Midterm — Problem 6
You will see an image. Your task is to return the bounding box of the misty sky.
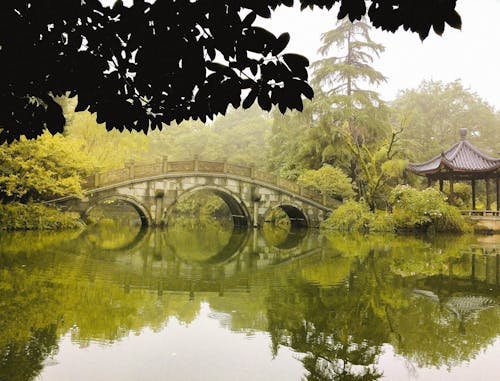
[261,1,500,110]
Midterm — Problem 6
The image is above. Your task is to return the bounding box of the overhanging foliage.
[1,1,461,142]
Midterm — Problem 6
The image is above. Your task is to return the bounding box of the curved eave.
[407,158,455,176]
[408,140,500,176]
[408,162,500,177]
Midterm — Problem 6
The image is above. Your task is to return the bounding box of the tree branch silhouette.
[0,1,461,142]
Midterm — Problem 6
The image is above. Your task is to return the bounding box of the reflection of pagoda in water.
[413,250,500,333]
[445,295,497,322]
[412,291,499,334]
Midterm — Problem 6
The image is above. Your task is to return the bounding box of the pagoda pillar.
[406,130,499,208]
[471,179,476,210]
[496,177,499,212]
[486,178,491,210]
[449,179,454,204]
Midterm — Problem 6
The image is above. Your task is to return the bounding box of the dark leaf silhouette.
[283,54,310,80]
[273,33,291,55]
[0,0,461,142]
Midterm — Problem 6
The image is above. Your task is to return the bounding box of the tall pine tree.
[311,18,389,157]
[269,18,390,188]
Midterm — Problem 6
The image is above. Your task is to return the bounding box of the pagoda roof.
[407,129,500,176]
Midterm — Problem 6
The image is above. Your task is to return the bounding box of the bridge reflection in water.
[74,223,319,295]
[1,228,500,381]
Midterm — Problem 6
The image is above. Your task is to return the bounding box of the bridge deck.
[80,158,339,210]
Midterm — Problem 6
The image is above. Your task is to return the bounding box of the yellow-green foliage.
[322,186,471,234]
[390,185,471,233]
[380,158,408,179]
[146,105,272,168]
[0,132,91,202]
[321,200,372,232]
[441,182,471,208]
[298,164,355,200]
[64,110,150,171]
[0,203,82,230]
[322,201,396,233]
[369,210,396,232]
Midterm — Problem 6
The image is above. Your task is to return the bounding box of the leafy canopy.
[298,164,355,200]
[1,0,461,142]
[392,80,500,160]
[0,132,91,203]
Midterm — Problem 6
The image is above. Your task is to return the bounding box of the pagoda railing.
[461,210,500,218]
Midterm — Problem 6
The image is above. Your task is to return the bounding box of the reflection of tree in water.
[77,221,146,251]
[1,229,500,380]
[0,325,58,381]
[262,223,308,250]
[86,199,143,226]
[266,254,387,380]
[163,224,249,264]
[265,242,500,379]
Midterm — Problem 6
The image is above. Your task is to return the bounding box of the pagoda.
[407,128,500,211]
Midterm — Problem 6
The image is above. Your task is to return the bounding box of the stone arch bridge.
[55,158,339,228]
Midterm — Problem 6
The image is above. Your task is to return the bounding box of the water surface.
[0,224,499,380]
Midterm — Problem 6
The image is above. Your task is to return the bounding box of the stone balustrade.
[85,158,336,207]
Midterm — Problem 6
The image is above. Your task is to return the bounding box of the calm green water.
[0,224,499,381]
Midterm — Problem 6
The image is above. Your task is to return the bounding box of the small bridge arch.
[83,194,153,227]
[166,185,252,227]
[264,203,309,229]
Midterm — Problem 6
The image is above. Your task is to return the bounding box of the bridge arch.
[264,203,309,228]
[262,225,308,249]
[175,228,251,265]
[165,185,252,227]
[83,195,153,228]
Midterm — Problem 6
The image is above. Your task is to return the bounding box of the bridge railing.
[85,158,340,208]
[165,160,195,172]
[134,162,163,178]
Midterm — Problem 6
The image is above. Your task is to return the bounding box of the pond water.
[0,223,499,381]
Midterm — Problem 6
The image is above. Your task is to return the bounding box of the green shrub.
[322,186,471,234]
[321,200,372,232]
[0,202,83,230]
[298,165,355,200]
[390,185,471,233]
[322,201,395,233]
[369,211,396,232]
